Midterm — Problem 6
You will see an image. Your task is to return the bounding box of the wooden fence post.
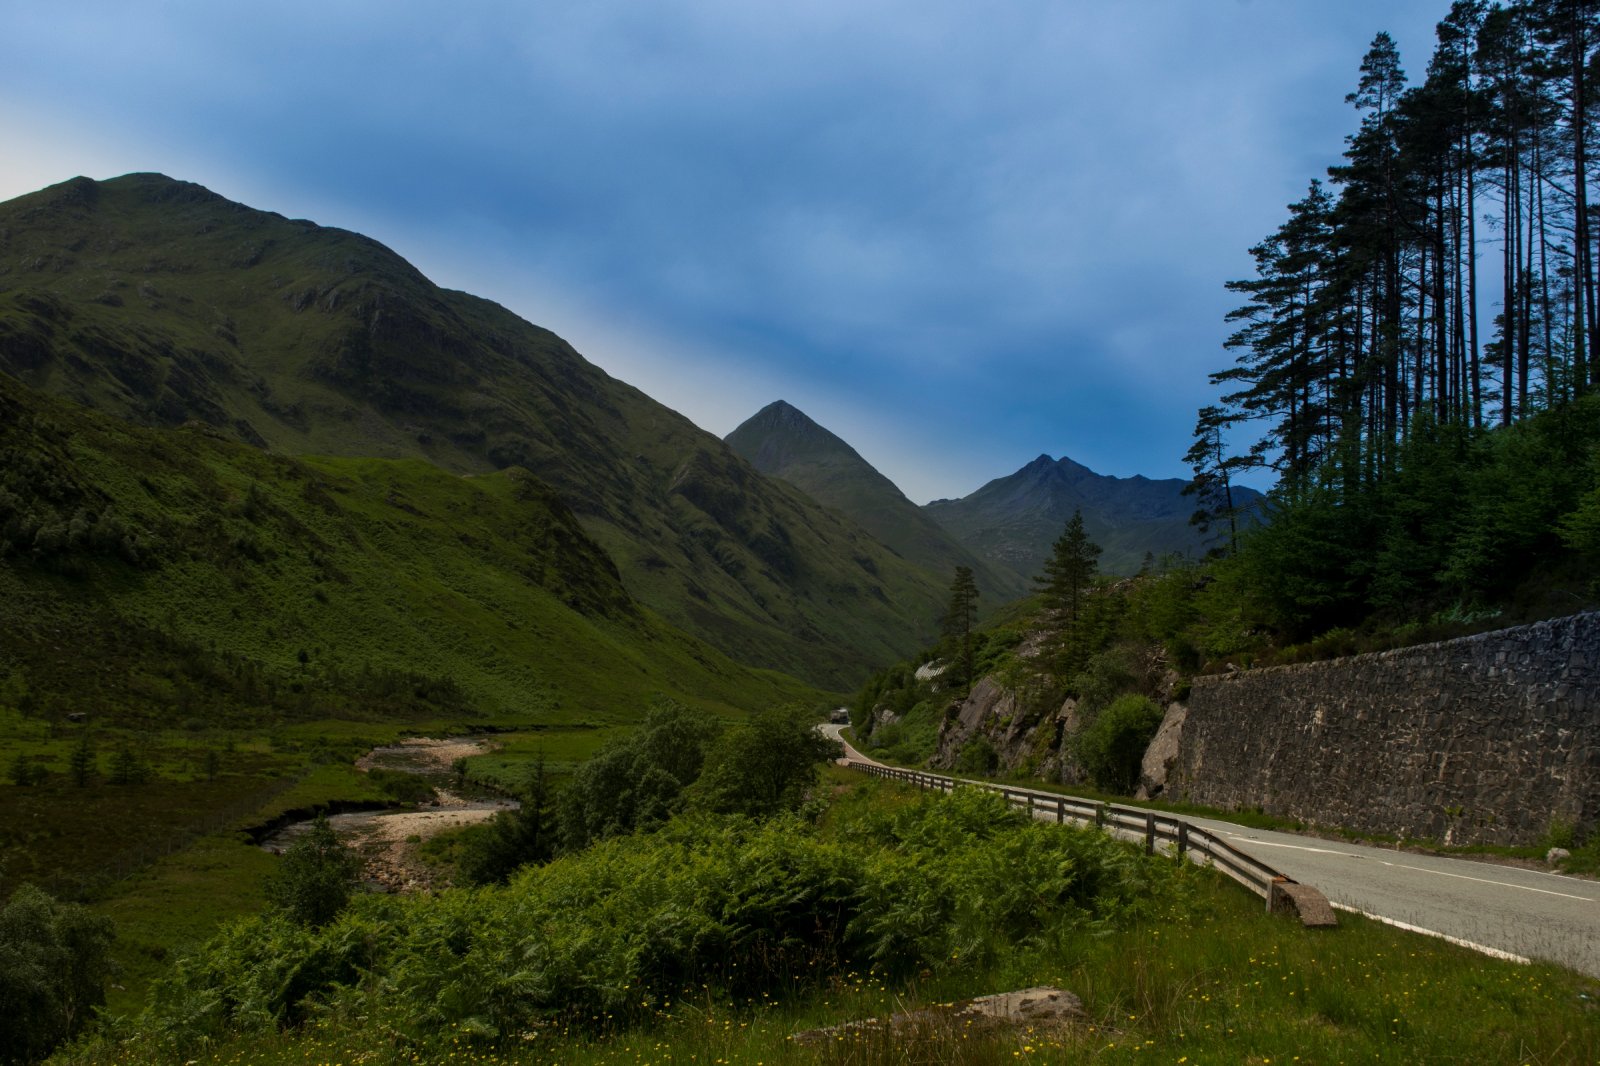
[1176,822,1188,859]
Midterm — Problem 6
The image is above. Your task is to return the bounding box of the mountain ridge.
[0,173,948,688]
[924,453,1263,578]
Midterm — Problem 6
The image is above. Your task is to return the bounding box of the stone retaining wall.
[1164,612,1599,845]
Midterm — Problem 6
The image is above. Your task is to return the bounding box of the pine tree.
[1035,510,1102,623]
[942,565,980,687]
[68,733,94,788]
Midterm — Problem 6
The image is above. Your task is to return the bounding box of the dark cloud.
[1,0,1446,500]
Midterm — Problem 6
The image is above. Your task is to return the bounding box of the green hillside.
[0,371,816,728]
[725,399,1028,602]
[0,174,947,687]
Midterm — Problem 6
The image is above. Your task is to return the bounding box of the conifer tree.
[1035,510,1101,623]
[942,565,980,687]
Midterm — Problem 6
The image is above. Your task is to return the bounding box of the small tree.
[941,565,980,688]
[67,734,94,788]
[1035,509,1102,623]
[6,753,44,787]
[0,884,116,1066]
[108,746,149,786]
[460,757,556,886]
[1075,694,1165,794]
[264,814,361,927]
[690,706,843,818]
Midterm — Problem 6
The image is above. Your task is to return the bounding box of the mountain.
[923,454,1263,578]
[0,174,950,688]
[724,401,1027,602]
[0,371,817,727]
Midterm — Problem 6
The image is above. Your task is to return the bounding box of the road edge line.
[1329,903,1532,965]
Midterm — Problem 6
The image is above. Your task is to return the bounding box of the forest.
[1191,0,1600,637]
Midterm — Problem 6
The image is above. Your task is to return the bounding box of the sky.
[2,1,1448,503]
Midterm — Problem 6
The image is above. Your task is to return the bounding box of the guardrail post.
[1267,877,1284,914]
[1095,803,1106,829]
[1144,812,1156,855]
[1027,793,1036,819]
[1176,822,1188,859]
[1056,798,1065,824]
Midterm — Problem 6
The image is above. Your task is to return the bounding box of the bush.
[689,705,840,817]
[1076,694,1165,794]
[0,885,115,1065]
[459,759,556,885]
[263,814,361,928]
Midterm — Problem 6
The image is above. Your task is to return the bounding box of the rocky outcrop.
[1134,702,1186,799]
[931,677,1085,782]
[1165,611,1600,845]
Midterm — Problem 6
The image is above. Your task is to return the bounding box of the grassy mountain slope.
[924,454,1263,578]
[0,174,947,686]
[0,371,816,727]
[725,400,1027,602]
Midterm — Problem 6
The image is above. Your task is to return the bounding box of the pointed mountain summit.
[0,173,952,687]
[726,402,1026,601]
[924,454,1262,578]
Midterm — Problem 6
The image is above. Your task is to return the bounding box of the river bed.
[261,736,517,892]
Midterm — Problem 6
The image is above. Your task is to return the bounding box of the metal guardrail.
[843,760,1318,918]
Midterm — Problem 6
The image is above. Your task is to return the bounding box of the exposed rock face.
[1166,611,1600,845]
[931,677,1085,782]
[1134,702,1187,799]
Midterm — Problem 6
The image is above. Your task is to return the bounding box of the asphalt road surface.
[821,724,1600,977]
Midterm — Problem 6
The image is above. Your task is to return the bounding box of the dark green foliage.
[107,746,150,786]
[0,371,818,734]
[67,734,94,788]
[954,735,999,775]
[1035,510,1101,623]
[1076,694,1166,793]
[1224,399,1600,639]
[689,706,842,817]
[365,768,435,804]
[459,759,557,886]
[137,788,1194,1052]
[557,700,721,851]
[5,753,44,787]
[262,815,361,928]
[0,884,115,1065]
[940,565,980,689]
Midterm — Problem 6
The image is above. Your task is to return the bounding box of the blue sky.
[2,1,1446,503]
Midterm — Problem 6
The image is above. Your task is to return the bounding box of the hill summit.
[725,401,1026,601]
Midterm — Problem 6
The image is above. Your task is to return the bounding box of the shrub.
[263,815,361,928]
[1076,694,1165,794]
[0,885,115,1066]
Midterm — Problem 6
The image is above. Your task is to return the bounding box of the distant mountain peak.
[925,454,1263,577]
[726,403,1028,602]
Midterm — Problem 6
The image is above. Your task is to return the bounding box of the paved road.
[820,724,1600,977]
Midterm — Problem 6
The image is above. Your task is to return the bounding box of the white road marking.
[1371,860,1600,902]
[1220,833,1599,902]
[1330,903,1532,965]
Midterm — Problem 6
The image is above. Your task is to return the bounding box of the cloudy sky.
[3,1,1446,502]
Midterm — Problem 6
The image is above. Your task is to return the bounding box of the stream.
[259,736,517,893]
